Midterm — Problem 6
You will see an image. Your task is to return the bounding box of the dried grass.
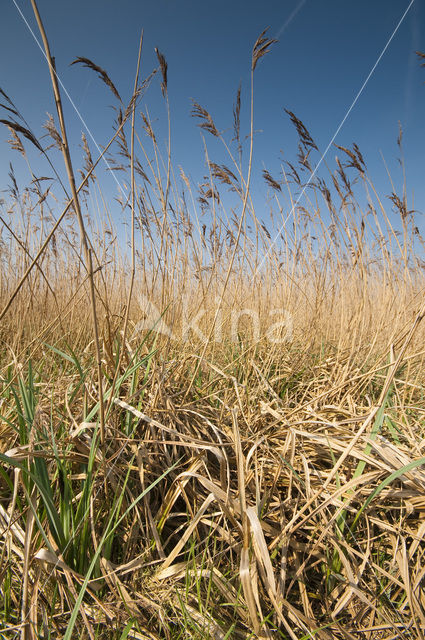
[0,14,425,640]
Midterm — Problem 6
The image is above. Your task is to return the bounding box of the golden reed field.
[1,5,425,639]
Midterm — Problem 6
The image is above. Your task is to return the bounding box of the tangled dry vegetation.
[1,5,425,639]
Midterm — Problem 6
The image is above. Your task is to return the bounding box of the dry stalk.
[29,1,107,448]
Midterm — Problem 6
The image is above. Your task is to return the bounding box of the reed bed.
[1,6,425,639]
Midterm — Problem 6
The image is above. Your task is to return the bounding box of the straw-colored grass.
[1,6,425,639]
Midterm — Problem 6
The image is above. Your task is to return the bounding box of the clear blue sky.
[1,0,425,234]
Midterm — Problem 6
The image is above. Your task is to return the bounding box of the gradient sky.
[1,0,424,235]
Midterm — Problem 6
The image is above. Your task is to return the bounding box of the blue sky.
[1,0,424,236]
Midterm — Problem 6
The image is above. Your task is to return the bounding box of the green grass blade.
[62,458,180,640]
[351,456,425,530]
